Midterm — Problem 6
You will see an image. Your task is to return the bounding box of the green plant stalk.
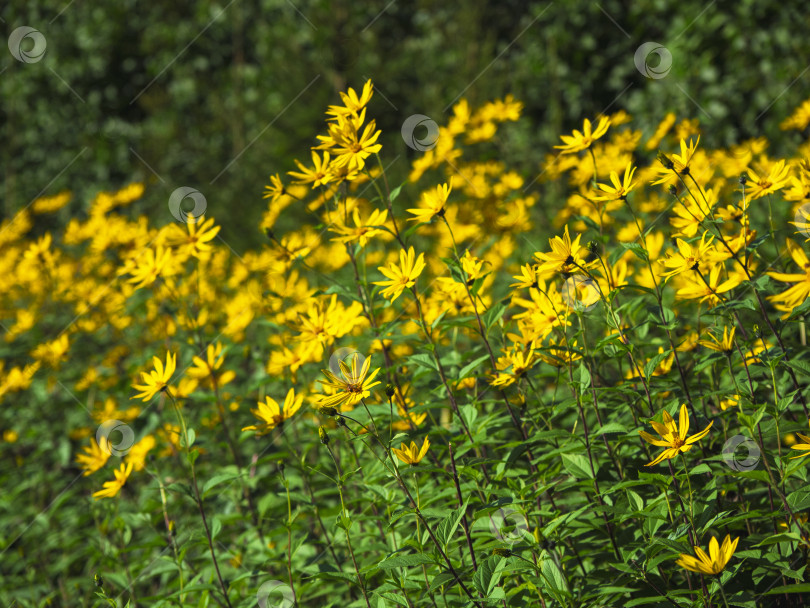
[165,389,233,608]
[325,442,372,608]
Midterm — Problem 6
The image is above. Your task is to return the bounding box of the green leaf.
[458,354,491,380]
[578,363,591,390]
[786,488,810,512]
[210,515,222,540]
[644,349,671,379]
[595,422,628,435]
[540,553,568,595]
[482,298,509,331]
[435,499,469,547]
[407,353,439,371]
[389,182,405,202]
[561,453,595,479]
[377,553,437,570]
[473,556,507,597]
[785,359,810,377]
[430,571,457,589]
[764,583,810,595]
[183,427,196,448]
[202,472,240,497]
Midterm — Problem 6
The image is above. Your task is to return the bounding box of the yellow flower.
[407,180,453,224]
[288,150,334,188]
[746,159,790,199]
[131,352,177,402]
[639,404,713,466]
[76,437,110,476]
[659,231,716,278]
[766,239,810,314]
[330,206,388,248]
[326,79,374,118]
[534,225,591,277]
[93,462,134,500]
[392,437,430,465]
[125,245,177,290]
[125,435,156,471]
[242,388,304,435]
[554,116,610,154]
[593,163,638,201]
[720,394,740,411]
[316,354,381,410]
[510,263,540,289]
[491,347,538,387]
[653,136,701,184]
[187,342,235,388]
[676,535,739,575]
[789,420,810,460]
[698,326,736,353]
[374,247,427,302]
[165,216,220,259]
[30,335,70,368]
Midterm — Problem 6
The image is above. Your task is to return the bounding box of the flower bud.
[318,425,329,445]
[739,173,748,185]
[318,406,338,417]
[667,184,677,196]
[492,548,513,557]
[657,151,674,170]
[94,573,104,588]
[385,384,395,399]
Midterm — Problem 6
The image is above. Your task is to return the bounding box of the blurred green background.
[3,0,809,250]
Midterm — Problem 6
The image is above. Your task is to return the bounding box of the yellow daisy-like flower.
[639,403,713,466]
[676,535,739,575]
[407,180,453,224]
[533,225,591,277]
[242,388,304,435]
[789,420,810,460]
[766,239,810,314]
[720,394,740,411]
[593,163,638,201]
[126,245,177,290]
[125,435,156,472]
[374,246,427,302]
[316,354,382,410]
[510,263,540,289]
[392,436,430,465]
[554,116,610,154]
[746,159,790,200]
[93,462,134,500]
[659,231,716,278]
[698,326,736,353]
[653,136,701,184]
[288,150,334,188]
[131,352,177,402]
[166,216,220,259]
[75,437,110,476]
